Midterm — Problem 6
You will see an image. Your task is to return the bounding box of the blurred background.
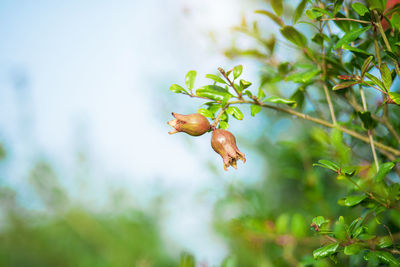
[0,0,270,265]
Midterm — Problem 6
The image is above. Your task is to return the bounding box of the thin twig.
[321,18,372,24]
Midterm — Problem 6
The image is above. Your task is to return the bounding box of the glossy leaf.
[313,243,339,260]
[365,73,386,91]
[280,26,307,47]
[361,56,374,77]
[271,0,283,16]
[312,216,329,227]
[233,65,243,79]
[185,70,196,91]
[293,0,307,23]
[338,194,367,207]
[313,159,340,172]
[377,236,393,248]
[344,243,363,255]
[389,92,400,105]
[375,162,395,182]
[250,104,261,116]
[333,81,359,90]
[352,2,369,16]
[197,108,214,119]
[239,79,252,89]
[255,10,284,27]
[380,63,392,91]
[364,251,399,266]
[263,96,296,107]
[341,44,373,55]
[196,85,233,101]
[218,121,229,129]
[170,84,188,94]
[227,106,243,120]
[205,74,227,85]
[334,26,371,49]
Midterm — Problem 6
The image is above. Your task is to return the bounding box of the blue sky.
[0,0,269,264]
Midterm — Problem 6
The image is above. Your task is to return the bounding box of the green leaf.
[293,0,307,23]
[389,92,400,105]
[255,10,285,27]
[280,26,307,47]
[205,74,227,85]
[227,106,243,120]
[375,162,395,182]
[218,121,229,129]
[286,69,321,83]
[263,96,296,107]
[257,87,265,100]
[197,108,214,119]
[313,159,340,172]
[306,9,323,20]
[185,70,196,91]
[334,0,344,15]
[196,85,233,101]
[364,251,399,266]
[380,63,392,91]
[361,56,374,77]
[250,105,261,116]
[313,243,339,260]
[333,81,359,90]
[365,73,386,91]
[377,236,393,248]
[342,44,373,55]
[312,216,329,227]
[244,90,253,98]
[366,0,386,12]
[271,0,283,16]
[358,111,377,129]
[338,194,367,207]
[233,65,243,80]
[352,2,369,16]
[334,26,371,49]
[392,13,400,31]
[239,79,252,89]
[170,84,188,94]
[344,243,363,255]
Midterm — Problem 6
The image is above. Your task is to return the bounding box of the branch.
[320,17,372,24]
[228,99,400,156]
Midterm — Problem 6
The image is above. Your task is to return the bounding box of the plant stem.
[211,104,229,129]
[359,87,379,170]
[218,68,242,99]
[320,18,372,24]
[374,10,400,79]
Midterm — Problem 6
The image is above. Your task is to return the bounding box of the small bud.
[168,112,211,136]
[211,129,246,171]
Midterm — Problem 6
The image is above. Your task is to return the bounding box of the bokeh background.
[0,0,272,265]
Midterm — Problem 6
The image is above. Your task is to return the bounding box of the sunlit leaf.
[334,26,371,49]
[255,10,285,27]
[293,0,307,23]
[185,70,196,91]
[352,2,369,16]
[375,162,395,182]
[271,0,283,16]
[380,63,392,91]
[205,74,227,84]
[227,106,243,120]
[313,243,339,259]
[233,65,243,79]
[338,194,367,207]
[280,26,307,47]
[170,84,188,94]
[196,85,233,101]
[263,96,296,107]
[250,104,261,116]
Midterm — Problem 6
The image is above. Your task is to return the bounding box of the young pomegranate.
[211,129,246,171]
[168,112,211,136]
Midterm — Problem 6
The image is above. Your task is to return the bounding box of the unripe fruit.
[168,112,211,136]
[211,129,246,171]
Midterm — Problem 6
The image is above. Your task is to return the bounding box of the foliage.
[169,0,400,265]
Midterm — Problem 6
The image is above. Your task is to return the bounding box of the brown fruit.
[211,129,246,171]
[168,112,211,136]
